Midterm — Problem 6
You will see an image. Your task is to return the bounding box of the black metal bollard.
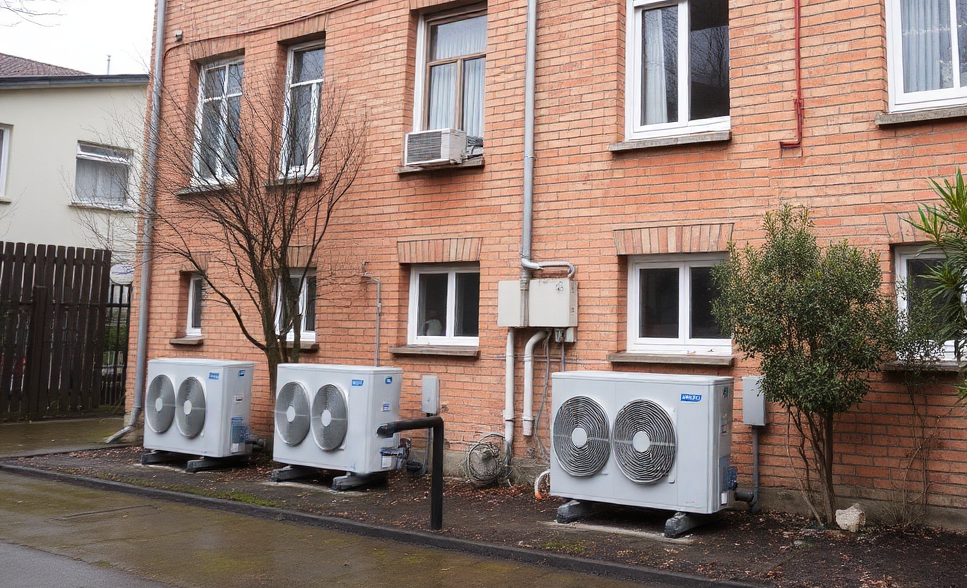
[377,416,444,531]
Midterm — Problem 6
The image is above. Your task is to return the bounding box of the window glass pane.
[197,101,221,179]
[430,15,487,60]
[294,48,325,83]
[190,278,202,330]
[304,275,316,332]
[641,6,678,125]
[224,96,241,177]
[454,273,480,337]
[428,63,457,129]
[462,57,486,139]
[639,267,679,338]
[418,274,448,336]
[76,158,127,205]
[203,66,225,99]
[907,258,945,323]
[689,266,723,339]
[689,0,729,120]
[958,0,967,85]
[901,0,953,92]
[228,63,244,94]
[286,85,314,169]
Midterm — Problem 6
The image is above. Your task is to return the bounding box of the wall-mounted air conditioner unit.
[143,358,254,458]
[403,129,466,166]
[550,371,734,515]
[273,364,402,477]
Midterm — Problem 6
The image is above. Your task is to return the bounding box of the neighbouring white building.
[0,53,147,262]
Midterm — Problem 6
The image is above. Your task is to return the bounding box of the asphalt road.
[0,471,675,588]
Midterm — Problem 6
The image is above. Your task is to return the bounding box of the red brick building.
[134,0,967,525]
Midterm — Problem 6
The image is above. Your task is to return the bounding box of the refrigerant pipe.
[522,330,548,437]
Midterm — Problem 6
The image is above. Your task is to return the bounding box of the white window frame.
[192,58,244,184]
[412,6,487,136]
[0,125,9,200]
[280,42,325,178]
[186,273,204,337]
[895,246,955,359]
[886,0,967,112]
[627,253,730,354]
[275,270,316,343]
[624,0,730,141]
[407,264,480,346]
[73,142,132,209]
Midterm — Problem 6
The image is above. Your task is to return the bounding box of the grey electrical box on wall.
[742,375,767,426]
[422,374,440,415]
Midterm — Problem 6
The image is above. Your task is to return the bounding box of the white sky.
[0,0,154,75]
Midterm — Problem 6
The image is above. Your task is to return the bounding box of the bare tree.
[0,0,59,24]
[145,61,365,394]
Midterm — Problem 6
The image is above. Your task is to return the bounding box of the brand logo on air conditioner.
[382,402,391,412]
[385,377,393,384]
[681,393,702,403]
[238,370,246,377]
[351,379,364,387]
[209,372,219,380]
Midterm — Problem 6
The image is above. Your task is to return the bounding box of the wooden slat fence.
[0,242,113,419]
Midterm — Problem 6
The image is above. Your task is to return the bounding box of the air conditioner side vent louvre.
[404,129,466,166]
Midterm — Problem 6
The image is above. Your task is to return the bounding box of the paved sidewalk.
[0,417,124,457]
[0,471,675,588]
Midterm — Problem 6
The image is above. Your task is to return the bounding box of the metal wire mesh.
[275,381,311,446]
[552,395,610,477]
[145,375,175,434]
[612,399,676,484]
[175,377,206,439]
[311,383,348,451]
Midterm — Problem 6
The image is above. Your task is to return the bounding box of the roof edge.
[0,74,149,89]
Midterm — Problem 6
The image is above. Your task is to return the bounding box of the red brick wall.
[130,0,967,520]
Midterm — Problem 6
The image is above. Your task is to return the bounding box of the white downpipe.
[522,330,547,436]
[504,329,515,463]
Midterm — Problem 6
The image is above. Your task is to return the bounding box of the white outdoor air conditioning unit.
[403,129,466,166]
[143,358,254,458]
[273,364,402,476]
[550,371,734,515]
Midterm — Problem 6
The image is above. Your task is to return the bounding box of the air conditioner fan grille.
[175,377,207,439]
[612,398,676,484]
[145,374,175,434]
[311,383,348,451]
[552,395,610,477]
[275,381,311,446]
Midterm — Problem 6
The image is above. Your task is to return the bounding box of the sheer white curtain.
[427,15,486,133]
[901,0,953,92]
[643,9,669,125]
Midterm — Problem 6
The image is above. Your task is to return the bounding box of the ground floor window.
[408,264,479,345]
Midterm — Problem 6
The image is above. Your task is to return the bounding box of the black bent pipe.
[378,416,444,531]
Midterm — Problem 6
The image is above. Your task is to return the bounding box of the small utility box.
[742,375,767,426]
[497,281,526,327]
[421,374,440,415]
[528,278,578,327]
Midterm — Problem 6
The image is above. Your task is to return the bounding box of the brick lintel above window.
[613,223,733,256]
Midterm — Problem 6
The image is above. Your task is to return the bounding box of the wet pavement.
[0,416,125,457]
[0,471,673,588]
[0,419,688,587]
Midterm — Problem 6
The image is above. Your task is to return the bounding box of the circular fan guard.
[612,399,676,483]
[311,383,348,450]
[552,395,610,477]
[275,381,311,445]
[145,375,175,433]
[175,377,207,438]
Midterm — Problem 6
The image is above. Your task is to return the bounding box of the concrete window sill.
[876,105,967,126]
[882,359,962,373]
[283,340,319,352]
[169,336,204,346]
[609,131,731,152]
[608,351,734,367]
[395,157,484,175]
[389,345,479,358]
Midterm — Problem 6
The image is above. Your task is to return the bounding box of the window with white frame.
[414,7,487,148]
[186,273,204,337]
[74,142,131,207]
[0,125,9,199]
[194,59,244,182]
[627,254,730,353]
[281,44,325,177]
[895,247,954,357]
[275,271,316,342]
[886,0,967,112]
[625,0,729,140]
[408,265,480,345]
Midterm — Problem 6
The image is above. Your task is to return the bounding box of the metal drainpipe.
[108,0,166,443]
[522,329,547,437]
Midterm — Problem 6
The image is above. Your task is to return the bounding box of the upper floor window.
[281,44,325,177]
[408,264,480,346]
[0,125,9,200]
[276,270,316,343]
[194,59,244,183]
[414,7,487,150]
[627,254,730,354]
[74,142,131,208]
[887,0,967,111]
[625,0,730,140]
